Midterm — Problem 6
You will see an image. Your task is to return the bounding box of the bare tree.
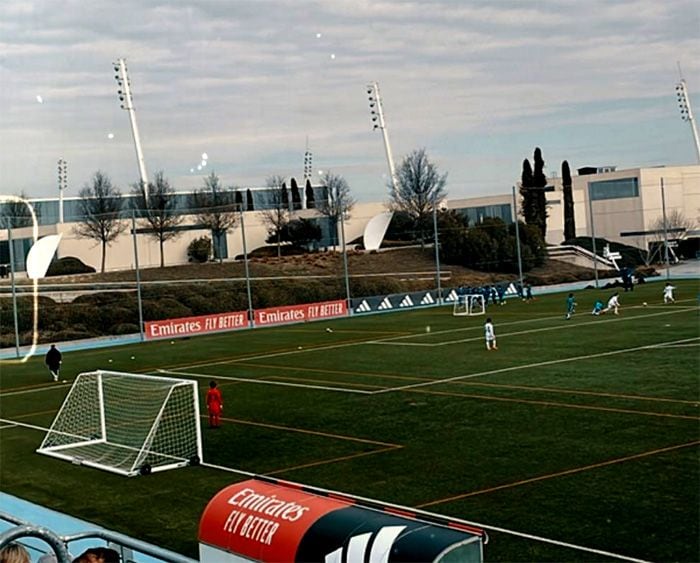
[189,172,238,263]
[390,148,447,246]
[132,171,183,268]
[73,172,126,273]
[260,175,290,258]
[0,192,40,229]
[645,209,698,264]
[317,172,355,250]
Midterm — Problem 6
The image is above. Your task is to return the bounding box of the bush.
[46,256,96,276]
[188,237,211,263]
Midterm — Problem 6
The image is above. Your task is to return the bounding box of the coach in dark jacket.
[45,344,62,382]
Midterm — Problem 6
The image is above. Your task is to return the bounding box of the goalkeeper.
[206,380,223,428]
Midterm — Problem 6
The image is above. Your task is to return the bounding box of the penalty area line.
[372,336,700,395]
[157,369,373,395]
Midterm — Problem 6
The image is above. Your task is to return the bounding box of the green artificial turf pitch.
[1,280,698,561]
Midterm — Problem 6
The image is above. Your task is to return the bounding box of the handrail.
[0,513,197,563]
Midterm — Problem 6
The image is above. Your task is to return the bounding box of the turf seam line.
[416,439,700,508]
[372,336,700,394]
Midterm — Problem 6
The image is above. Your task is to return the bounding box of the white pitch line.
[0,383,71,398]
[371,336,700,395]
[368,305,698,348]
[156,369,373,395]
[0,423,18,430]
[0,418,48,432]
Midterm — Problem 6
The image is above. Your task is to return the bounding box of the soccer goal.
[453,294,486,316]
[36,370,202,477]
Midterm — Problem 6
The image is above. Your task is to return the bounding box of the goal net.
[36,370,202,477]
[453,294,486,316]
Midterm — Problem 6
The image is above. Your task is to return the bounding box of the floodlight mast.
[113,58,149,196]
[367,82,399,193]
[675,77,700,163]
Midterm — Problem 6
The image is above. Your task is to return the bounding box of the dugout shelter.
[199,478,485,562]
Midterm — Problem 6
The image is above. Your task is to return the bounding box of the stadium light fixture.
[113,58,150,197]
[675,78,700,163]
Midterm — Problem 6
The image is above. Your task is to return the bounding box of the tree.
[0,192,40,229]
[317,172,356,250]
[519,148,548,240]
[189,173,238,263]
[562,160,576,241]
[390,148,447,246]
[532,147,548,240]
[73,172,126,273]
[647,210,698,263]
[132,171,183,268]
[275,218,322,249]
[260,175,291,258]
[290,178,302,210]
[246,189,254,211]
[305,179,315,209]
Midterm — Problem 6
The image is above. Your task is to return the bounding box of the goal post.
[453,294,485,316]
[37,370,203,477]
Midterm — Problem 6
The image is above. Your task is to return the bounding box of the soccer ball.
[643,302,647,307]
[325,327,333,333]
[425,326,431,333]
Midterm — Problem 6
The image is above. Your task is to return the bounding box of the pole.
[115,59,149,196]
[240,209,254,326]
[432,201,442,304]
[369,82,399,193]
[661,178,671,280]
[339,200,352,310]
[131,212,145,341]
[587,185,599,288]
[8,226,20,358]
[511,186,524,292]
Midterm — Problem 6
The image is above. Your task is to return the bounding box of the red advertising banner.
[145,311,249,340]
[199,479,345,562]
[254,300,347,327]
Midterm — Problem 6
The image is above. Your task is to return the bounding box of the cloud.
[0,0,698,202]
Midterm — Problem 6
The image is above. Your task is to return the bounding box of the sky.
[1,0,698,203]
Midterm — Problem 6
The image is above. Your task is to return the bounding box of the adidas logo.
[505,283,518,295]
[325,525,406,563]
[377,297,393,310]
[355,300,371,313]
[420,293,435,305]
[399,295,413,307]
[444,290,458,302]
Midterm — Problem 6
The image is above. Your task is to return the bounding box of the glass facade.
[589,178,639,201]
[0,186,329,227]
[455,203,512,225]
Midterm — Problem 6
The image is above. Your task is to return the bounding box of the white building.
[1,165,698,274]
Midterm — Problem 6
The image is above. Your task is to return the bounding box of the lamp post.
[366,82,398,193]
[432,200,442,303]
[57,159,67,223]
[113,58,149,197]
[131,211,144,341]
[660,178,671,281]
[587,185,600,289]
[676,77,700,163]
[240,207,254,327]
[511,186,524,292]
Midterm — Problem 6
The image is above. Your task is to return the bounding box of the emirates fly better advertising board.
[199,479,484,562]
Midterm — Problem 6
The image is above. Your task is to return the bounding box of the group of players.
[485,282,677,351]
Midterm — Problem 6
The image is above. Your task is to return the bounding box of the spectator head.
[0,543,31,563]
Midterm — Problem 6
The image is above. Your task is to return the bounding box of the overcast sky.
[1,0,698,203]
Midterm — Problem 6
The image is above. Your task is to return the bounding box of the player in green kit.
[565,293,576,320]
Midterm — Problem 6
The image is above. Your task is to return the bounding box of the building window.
[589,178,639,201]
[457,204,512,225]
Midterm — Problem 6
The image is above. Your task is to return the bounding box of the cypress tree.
[562,160,576,241]
[290,178,302,210]
[305,179,315,209]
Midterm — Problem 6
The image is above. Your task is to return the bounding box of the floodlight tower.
[57,159,67,223]
[367,82,399,193]
[675,76,700,163]
[113,58,149,196]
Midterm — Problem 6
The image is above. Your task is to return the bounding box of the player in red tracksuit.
[206,380,223,428]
